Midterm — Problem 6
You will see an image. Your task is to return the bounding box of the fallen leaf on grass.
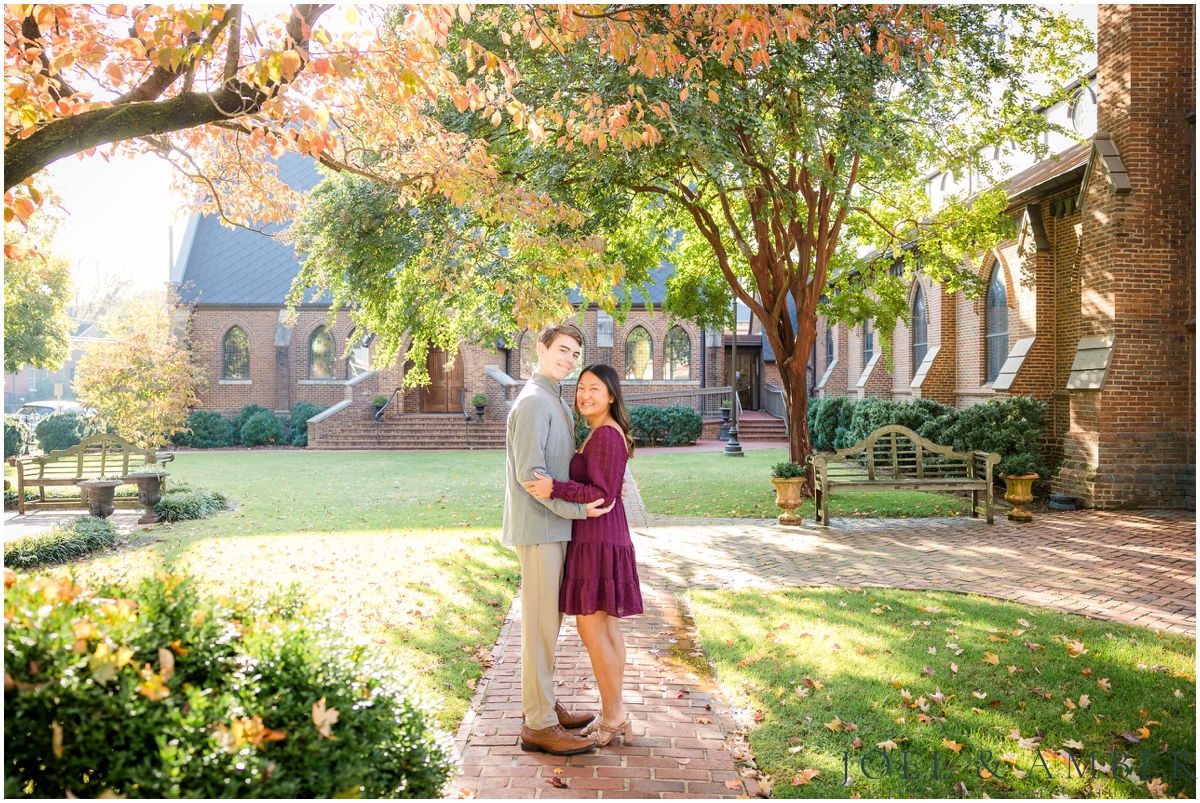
[982,652,1000,665]
[1147,777,1169,798]
[972,691,987,699]
[1098,678,1112,691]
[792,769,820,786]
[877,739,900,752]
[950,662,959,674]
[953,780,968,797]
[1079,694,1090,708]
[943,739,964,754]
[1120,732,1143,744]
[788,745,804,754]
[1063,739,1084,750]
[824,717,843,732]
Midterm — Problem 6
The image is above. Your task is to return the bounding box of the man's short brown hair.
[538,324,583,349]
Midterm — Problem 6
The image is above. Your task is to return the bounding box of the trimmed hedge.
[287,402,325,447]
[5,414,32,458]
[807,395,1048,474]
[3,572,455,798]
[154,481,229,522]
[233,404,273,443]
[3,516,118,569]
[629,405,702,447]
[240,410,284,447]
[174,410,236,449]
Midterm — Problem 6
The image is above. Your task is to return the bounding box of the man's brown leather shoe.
[520,724,597,756]
[555,701,596,731]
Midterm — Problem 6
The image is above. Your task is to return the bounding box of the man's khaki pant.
[515,541,568,730]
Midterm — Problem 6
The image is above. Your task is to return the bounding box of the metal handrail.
[374,387,402,447]
[762,383,789,436]
[460,387,472,449]
[623,386,734,420]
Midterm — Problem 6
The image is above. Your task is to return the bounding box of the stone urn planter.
[471,393,488,423]
[1001,474,1038,522]
[770,475,806,527]
[77,479,123,520]
[124,471,170,524]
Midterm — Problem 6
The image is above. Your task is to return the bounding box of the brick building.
[172,157,776,449]
[3,322,103,412]
[814,4,1195,509]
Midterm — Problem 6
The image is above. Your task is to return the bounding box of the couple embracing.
[501,324,642,756]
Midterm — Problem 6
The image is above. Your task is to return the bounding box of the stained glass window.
[222,326,249,379]
[625,326,653,380]
[310,325,336,379]
[664,326,691,380]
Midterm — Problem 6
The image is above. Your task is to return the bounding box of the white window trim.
[218,379,252,385]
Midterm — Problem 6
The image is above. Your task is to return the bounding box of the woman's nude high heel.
[590,718,631,747]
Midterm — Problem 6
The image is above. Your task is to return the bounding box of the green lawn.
[38,450,517,729]
[633,449,969,519]
[685,587,1197,799]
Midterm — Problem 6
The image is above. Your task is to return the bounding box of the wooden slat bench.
[807,424,1000,526]
[7,434,174,514]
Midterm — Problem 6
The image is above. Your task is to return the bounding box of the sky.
[35,4,1098,306]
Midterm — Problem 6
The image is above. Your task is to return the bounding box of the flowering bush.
[3,571,455,798]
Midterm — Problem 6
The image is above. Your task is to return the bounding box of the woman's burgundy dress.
[552,425,643,618]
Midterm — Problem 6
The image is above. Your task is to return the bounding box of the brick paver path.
[637,510,1196,636]
[453,478,1194,798]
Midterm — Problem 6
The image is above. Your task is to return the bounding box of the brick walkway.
[637,509,1196,635]
[452,481,1194,798]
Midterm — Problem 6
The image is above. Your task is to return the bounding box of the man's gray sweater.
[501,372,587,546]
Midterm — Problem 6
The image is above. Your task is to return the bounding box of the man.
[502,324,612,756]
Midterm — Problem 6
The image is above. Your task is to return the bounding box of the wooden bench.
[7,433,174,514]
[807,424,1000,526]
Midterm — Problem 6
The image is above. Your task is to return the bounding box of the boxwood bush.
[174,410,236,449]
[240,410,284,447]
[233,404,274,444]
[33,411,96,453]
[3,571,455,798]
[628,405,701,447]
[5,414,32,458]
[287,402,325,447]
[3,515,117,569]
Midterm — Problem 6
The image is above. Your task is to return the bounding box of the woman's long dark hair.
[574,363,635,457]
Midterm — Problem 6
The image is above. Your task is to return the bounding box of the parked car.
[15,400,88,428]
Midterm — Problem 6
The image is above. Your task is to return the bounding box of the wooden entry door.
[423,348,465,413]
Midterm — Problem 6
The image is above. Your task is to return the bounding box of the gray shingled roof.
[175,154,325,306]
[178,152,673,308]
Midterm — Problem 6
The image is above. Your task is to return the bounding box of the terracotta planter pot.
[125,471,170,524]
[1001,474,1038,522]
[770,476,806,526]
[77,479,123,519]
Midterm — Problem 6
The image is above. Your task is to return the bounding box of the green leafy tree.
[4,210,73,374]
[289,4,1090,474]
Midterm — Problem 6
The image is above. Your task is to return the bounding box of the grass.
[30,449,517,729]
[4,515,118,568]
[684,586,1197,799]
[633,449,969,519]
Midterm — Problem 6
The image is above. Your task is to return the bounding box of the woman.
[523,363,641,747]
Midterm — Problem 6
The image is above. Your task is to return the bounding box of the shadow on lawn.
[685,587,1196,799]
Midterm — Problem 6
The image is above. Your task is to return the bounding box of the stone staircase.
[311,414,506,451]
[733,411,788,442]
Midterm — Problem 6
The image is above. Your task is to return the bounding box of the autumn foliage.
[3,570,454,798]
[74,332,206,448]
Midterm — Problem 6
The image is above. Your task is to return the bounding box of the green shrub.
[175,410,236,449]
[471,392,488,407]
[240,410,284,447]
[771,460,805,479]
[998,452,1047,477]
[233,404,273,443]
[3,489,38,510]
[810,396,856,452]
[660,405,702,446]
[33,411,95,453]
[629,405,668,446]
[3,516,117,569]
[627,405,700,447]
[154,482,228,522]
[3,572,455,798]
[5,414,32,458]
[287,402,325,447]
[941,395,1047,459]
[372,395,388,408]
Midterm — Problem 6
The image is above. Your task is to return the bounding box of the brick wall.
[1054,3,1196,508]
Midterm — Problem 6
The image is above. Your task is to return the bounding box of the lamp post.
[724,296,744,457]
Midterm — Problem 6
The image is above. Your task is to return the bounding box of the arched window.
[347,330,373,377]
[664,326,691,380]
[911,286,928,372]
[222,326,249,379]
[309,325,336,379]
[825,326,835,367]
[985,264,1009,384]
[625,326,653,380]
[518,331,537,379]
[862,320,874,364]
